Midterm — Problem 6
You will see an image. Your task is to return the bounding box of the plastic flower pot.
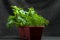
[19,26,45,40]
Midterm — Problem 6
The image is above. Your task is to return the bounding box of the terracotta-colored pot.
[19,26,45,40]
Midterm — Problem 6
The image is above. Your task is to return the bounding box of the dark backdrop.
[0,0,60,38]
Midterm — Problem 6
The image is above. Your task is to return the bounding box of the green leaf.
[6,6,49,28]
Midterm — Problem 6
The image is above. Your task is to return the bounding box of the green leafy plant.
[7,6,49,28]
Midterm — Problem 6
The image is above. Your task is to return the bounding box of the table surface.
[41,36,60,40]
[0,36,60,40]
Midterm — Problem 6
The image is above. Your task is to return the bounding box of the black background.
[0,0,60,38]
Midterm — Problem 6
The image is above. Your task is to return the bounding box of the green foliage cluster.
[7,6,49,28]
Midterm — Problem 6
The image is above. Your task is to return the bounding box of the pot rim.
[19,26,45,28]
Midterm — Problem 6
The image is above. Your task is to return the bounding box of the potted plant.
[7,6,49,40]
